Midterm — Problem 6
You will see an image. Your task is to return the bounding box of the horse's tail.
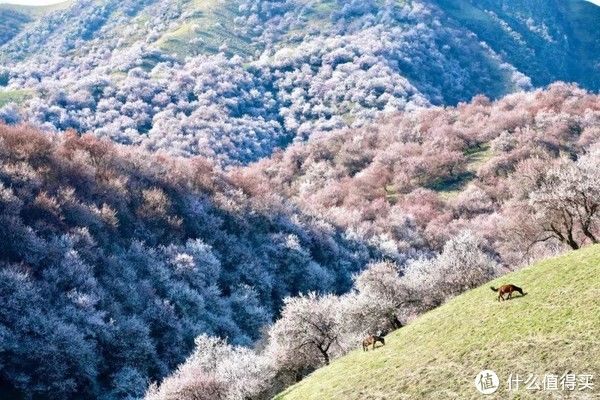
[490,286,498,292]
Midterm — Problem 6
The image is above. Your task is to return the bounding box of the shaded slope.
[0,1,72,45]
[0,8,31,46]
[276,245,600,399]
[0,123,374,399]
[434,0,600,90]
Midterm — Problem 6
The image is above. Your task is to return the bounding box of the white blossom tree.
[266,293,345,369]
[528,152,600,249]
[145,335,273,400]
[404,232,500,307]
[350,261,417,332]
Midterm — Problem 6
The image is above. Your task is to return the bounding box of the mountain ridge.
[5,0,597,165]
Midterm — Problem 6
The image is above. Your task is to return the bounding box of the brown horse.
[491,284,525,301]
[362,335,385,351]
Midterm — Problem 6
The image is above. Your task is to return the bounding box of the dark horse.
[491,284,526,301]
[362,335,385,351]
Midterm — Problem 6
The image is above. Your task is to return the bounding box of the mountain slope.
[0,1,598,166]
[434,0,600,90]
[0,123,375,399]
[0,8,32,46]
[0,0,529,164]
[276,244,600,399]
[0,1,71,45]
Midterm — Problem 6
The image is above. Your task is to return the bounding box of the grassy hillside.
[276,245,600,399]
[0,89,33,107]
[154,0,255,58]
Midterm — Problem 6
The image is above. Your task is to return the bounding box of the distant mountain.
[0,8,32,46]
[434,0,600,91]
[0,0,598,165]
[0,1,71,45]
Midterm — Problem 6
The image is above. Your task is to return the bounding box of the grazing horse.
[490,284,525,301]
[362,335,385,351]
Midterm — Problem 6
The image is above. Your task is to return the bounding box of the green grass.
[428,171,475,195]
[276,245,600,400]
[464,143,493,170]
[0,89,33,107]
[432,144,494,199]
[155,0,254,58]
